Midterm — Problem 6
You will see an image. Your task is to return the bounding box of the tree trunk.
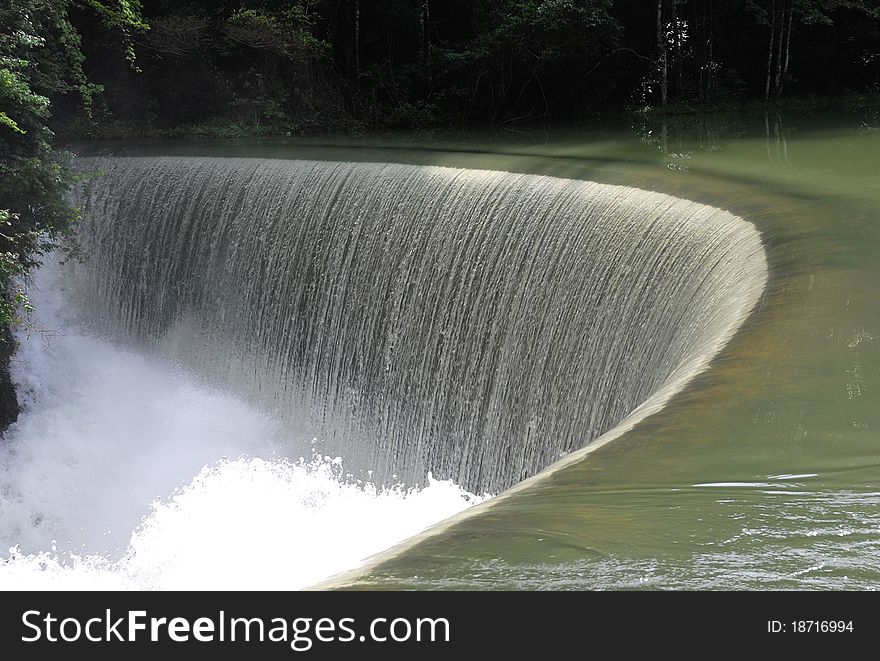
[418,0,425,68]
[701,0,714,102]
[774,0,786,96]
[419,0,430,72]
[780,3,793,95]
[765,0,775,101]
[657,0,667,107]
[354,0,360,82]
[698,1,705,101]
[673,1,683,97]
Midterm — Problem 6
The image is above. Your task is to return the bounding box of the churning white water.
[0,262,483,590]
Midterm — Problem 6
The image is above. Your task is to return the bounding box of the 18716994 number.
[792,621,853,633]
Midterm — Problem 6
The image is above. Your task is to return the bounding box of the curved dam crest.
[71,156,768,495]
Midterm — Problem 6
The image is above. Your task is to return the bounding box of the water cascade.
[72,156,768,494]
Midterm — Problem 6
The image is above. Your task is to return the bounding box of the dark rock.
[0,322,20,434]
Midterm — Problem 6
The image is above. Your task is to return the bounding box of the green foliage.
[432,0,619,121]
[225,6,328,58]
[5,1,880,164]
[384,101,444,128]
[82,0,149,66]
[473,0,618,61]
[220,4,330,125]
[0,110,25,133]
[76,0,880,133]
[0,209,36,328]
[0,0,146,338]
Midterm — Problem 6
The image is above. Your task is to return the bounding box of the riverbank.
[60,91,880,143]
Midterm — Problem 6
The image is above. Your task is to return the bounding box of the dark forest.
[63,0,880,134]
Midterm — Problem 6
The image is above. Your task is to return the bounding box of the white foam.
[0,261,482,590]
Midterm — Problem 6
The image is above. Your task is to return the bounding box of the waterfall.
[71,156,767,494]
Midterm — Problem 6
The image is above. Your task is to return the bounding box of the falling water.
[71,157,767,494]
[0,260,483,588]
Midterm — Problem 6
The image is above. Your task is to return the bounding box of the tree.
[436,0,620,122]
[752,0,879,99]
[0,0,146,428]
[223,4,330,124]
[657,0,668,107]
[418,0,430,77]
